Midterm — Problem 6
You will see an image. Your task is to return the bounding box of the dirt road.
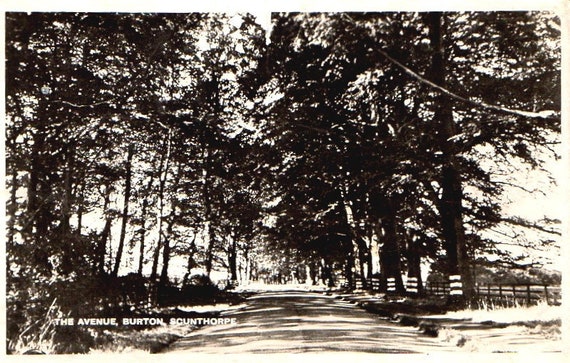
[165,290,458,353]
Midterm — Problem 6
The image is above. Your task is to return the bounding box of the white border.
[0,0,566,12]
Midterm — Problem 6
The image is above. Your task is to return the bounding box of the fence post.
[544,285,549,305]
[372,277,380,292]
[355,277,363,290]
[449,275,463,296]
[526,284,531,305]
[499,285,503,299]
[387,277,396,293]
[512,285,516,305]
[406,277,418,296]
[487,284,490,300]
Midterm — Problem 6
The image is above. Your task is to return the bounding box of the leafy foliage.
[5,11,561,353]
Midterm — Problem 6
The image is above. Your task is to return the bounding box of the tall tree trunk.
[159,233,172,287]
[321,258,334,287]
[428,12,474,299]
[355,237,369,288]
[150,220,163,282]
[137,172,156,276]
[32,106,55,251]
[76,185,84,236]
[309,259,318,285]
[339,186,366,289]
[243,247,250,283]
[378,215,405,293]
[7,163,18,246]
[27,132,51,248]
[59,147,75,275]
[366,224,376,277]
[29,138,58,273]
[202,150,216,277]
[182,234,197,286]
[204,222,215,277]
[373,195,405,293]
[159,159,183,287]
[229,249,237,281]
[148,132,173,307]
[98,219,112,275]
[228,232,238,281]
[60,148,73,235]
[159,195,179,286]
[151,130,172,282]
[138,219,147,277]
[113,144,134,277]
[25,127,41,241]
[406,231,424,294]
[97,184,113,275]
[343,245,354,289]
[375,220,388,291]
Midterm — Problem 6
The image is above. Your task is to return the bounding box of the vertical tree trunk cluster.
[112,144,134,277]
[428,12,474,299]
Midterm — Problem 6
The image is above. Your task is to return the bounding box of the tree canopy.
[5,10,561,351]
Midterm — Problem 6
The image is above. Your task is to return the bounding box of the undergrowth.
[446,299,562,325]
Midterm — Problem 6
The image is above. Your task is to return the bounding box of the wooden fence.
[369,277,381,291]
[425,281,561,305]
[424,281,450,296]
[336,277,560,305]
[334,276,560,305]
[341,276,381,291]
[474,283,561,305]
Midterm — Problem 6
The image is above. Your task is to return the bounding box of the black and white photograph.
[2,0,567,357]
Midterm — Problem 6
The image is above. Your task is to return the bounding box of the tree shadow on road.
[166,291,458,354]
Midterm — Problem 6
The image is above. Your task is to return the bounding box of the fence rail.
[336,277,560,305]
[424,281,450,296]
[474,283,561,305]
[425,282,561,305]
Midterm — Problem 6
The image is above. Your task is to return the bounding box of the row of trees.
[6,11,561,333]
[258,12,560,295]
[6,13,271,332]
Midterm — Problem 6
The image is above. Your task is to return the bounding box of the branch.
[488,227,520,240]
[53,98,116,108]
[295,123,330,134]
[500,216,561,236]
[491,237,558,251]
[491,180,547,196]
[374,48,560,122]
[479,259,543,269]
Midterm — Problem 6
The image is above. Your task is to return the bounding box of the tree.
[112,144,134,277]
[261,11,560,298]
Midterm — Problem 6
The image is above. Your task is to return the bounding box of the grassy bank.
[424,300,562,323]
[426,301,563,352]
[8,289,250,355]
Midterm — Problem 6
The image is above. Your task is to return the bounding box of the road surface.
[165,290,458,354]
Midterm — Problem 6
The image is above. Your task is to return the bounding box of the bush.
[154,275,222,306]
[181,275,219,301]
[7,298,59,354]
[185,274,215,287]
